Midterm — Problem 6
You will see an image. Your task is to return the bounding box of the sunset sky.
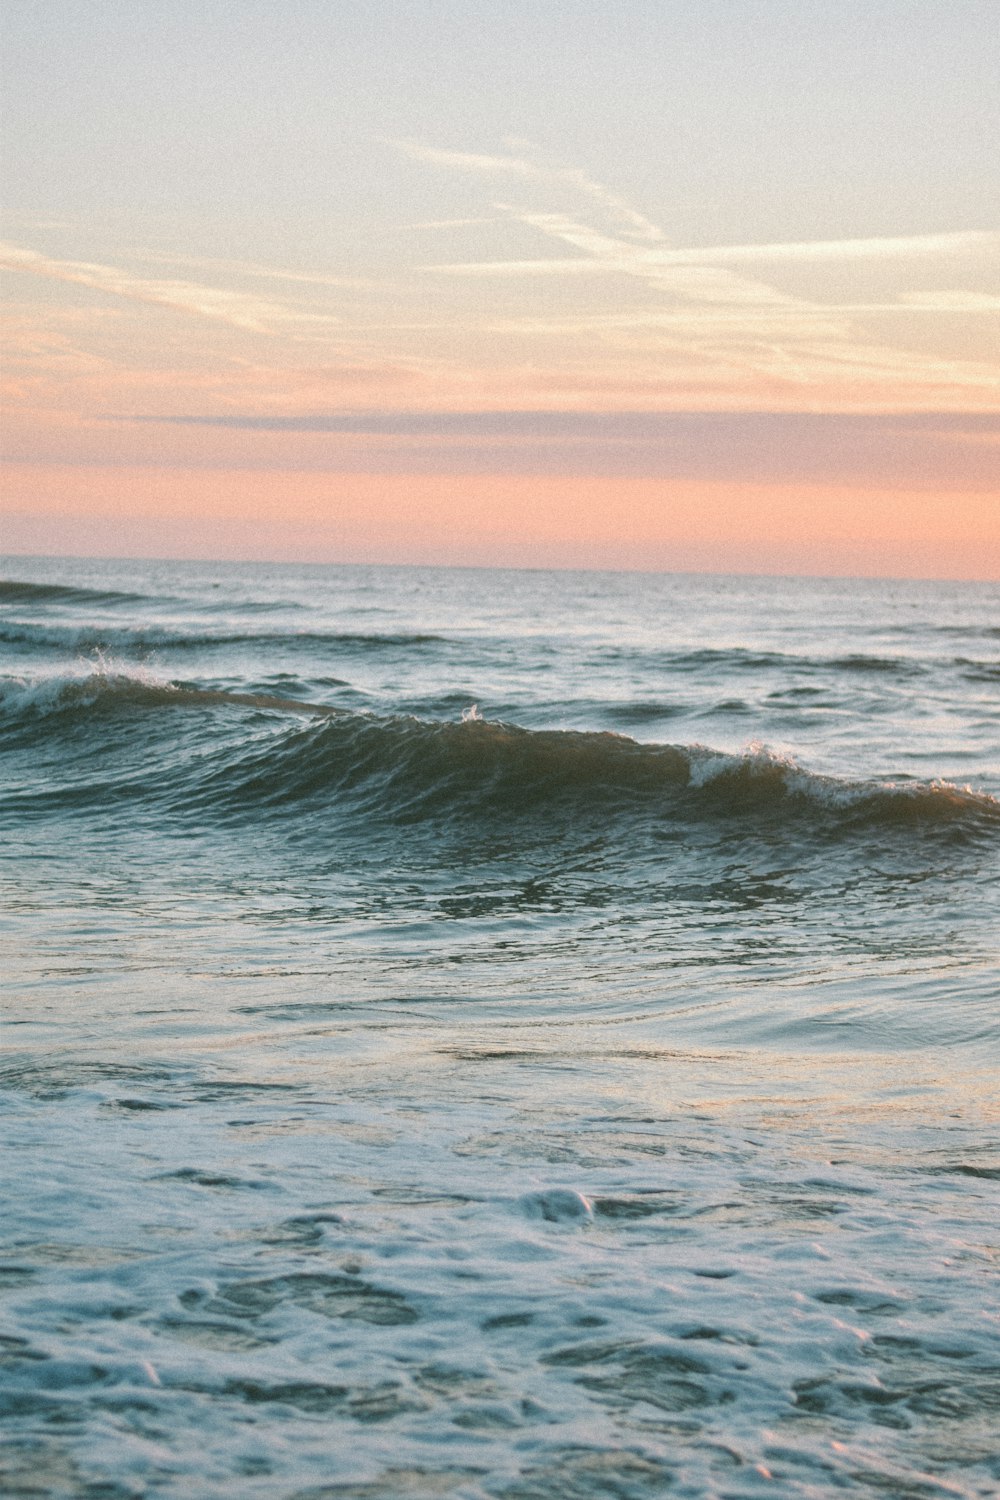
[2,0,998,577]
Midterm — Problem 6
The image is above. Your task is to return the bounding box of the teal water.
[2,557,998,1499]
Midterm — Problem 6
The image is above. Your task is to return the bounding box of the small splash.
[461,703,482,722]
[0,655,175,718]
[519,1189,594,1223]
[687,739,797,789]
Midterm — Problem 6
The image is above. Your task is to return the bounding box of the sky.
[2,0,998,578]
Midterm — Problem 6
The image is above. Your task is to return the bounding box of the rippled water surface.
[2,557,998,1499]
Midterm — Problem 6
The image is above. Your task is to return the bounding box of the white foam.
[517,1188,594,1222]
[0,657,176,717]
[3,1037,996,1499]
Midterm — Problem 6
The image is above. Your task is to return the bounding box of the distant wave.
[826,653,923,675]
[0,577,317,616]
[0,665,336,722]
[3,668,996,840]
[1,618,959,685]
[0,620,446,653]
[629,646,927,679]
[0,579,153,606]
[926,623,1000,641]
[955,657,1000,684]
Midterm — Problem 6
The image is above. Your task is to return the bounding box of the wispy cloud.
[424,229,1000,277]
[408,216,506,230]
[392,141,999,398]
[426,258,605,276]
[115,410,1000,436]
[897,289,1000,312]
[131,249,370,290]
[0,242,341,333]
[106,409,1000,489]
[681,230,999,264]
[390,137,663,242]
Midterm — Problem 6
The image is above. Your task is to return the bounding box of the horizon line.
[3,547,996,588]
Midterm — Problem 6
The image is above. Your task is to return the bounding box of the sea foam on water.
[2,558,998,1499]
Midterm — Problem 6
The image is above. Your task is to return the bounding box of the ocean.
[1,555,998,1500]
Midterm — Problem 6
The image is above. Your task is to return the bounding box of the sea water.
[1,557,998,1499]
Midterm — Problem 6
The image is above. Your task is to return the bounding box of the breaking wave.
[2,667,996,840]
[0,663,337,722]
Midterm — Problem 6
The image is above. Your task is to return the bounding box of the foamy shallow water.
[4,1027,999,1499]
[2,559,999,1498]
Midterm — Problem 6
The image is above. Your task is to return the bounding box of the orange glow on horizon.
[3,463,997,581]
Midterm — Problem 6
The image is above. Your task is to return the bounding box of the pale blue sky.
[4,0,998,266]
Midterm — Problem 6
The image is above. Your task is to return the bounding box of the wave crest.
[0,619,445,654]
[3,669,996,839]
[0,579,152,606]
[177,706,1000,839]
[0,664,333,722]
